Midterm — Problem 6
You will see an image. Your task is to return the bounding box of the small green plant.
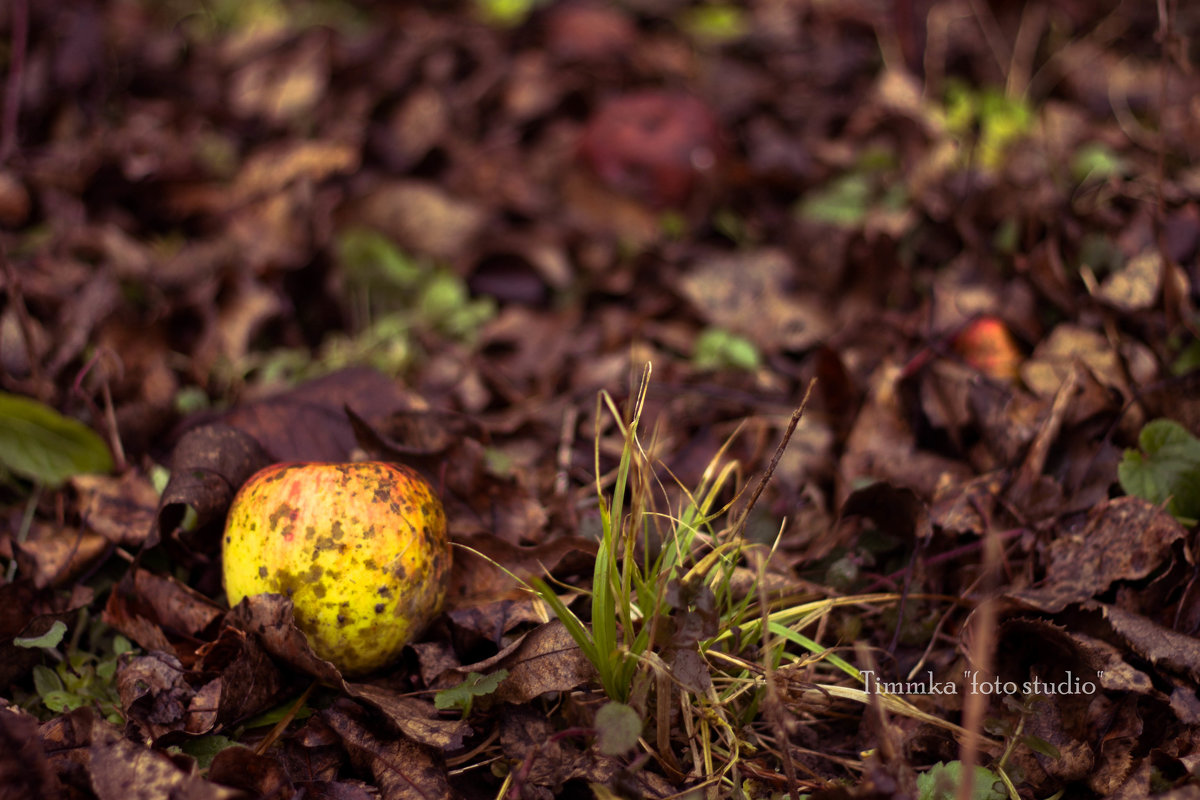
[229,229,495,386]
[692,327,761,372]
[530,364,745,703]
[434,670,509,718]
[517,369,992,795]
[943,81,1034,171]
[472,0,550,27]
[15,610,136,726]
[917,761,1007,800]
[797,146,908,228]
[679,4,749,45]
[1070,142,1126,184]
[1118,418,1200,524]
[336,227,495,344]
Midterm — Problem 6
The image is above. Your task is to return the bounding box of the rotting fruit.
[222,461,450,675]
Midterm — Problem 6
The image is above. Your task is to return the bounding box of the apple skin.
[222,461,450,675]
[954,316,1022,381]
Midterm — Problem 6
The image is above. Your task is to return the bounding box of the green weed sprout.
[14,609,136,726]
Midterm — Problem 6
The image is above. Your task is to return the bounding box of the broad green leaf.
[798,174,871,226]
[693,328,761,372]
[1071,142,1125,183]
[32,664,64,698]
[1021,733,1061,760]
[40,690,80,713]
[0,393,113,486]
[594,702,642,755]
[1118,419,1200,523]
[916,762,1007,800]
[433,670,509,712]
[175,736,241,769]
[13,620,68,650]
[680,4,748,44]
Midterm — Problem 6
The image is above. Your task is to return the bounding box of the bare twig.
[732,379,815,539]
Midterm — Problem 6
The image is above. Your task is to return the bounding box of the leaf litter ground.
[3,1,1200,798]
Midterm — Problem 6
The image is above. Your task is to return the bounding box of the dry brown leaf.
[677,249,832,353]
[454,620,597,705]
[323,700,454,800]
[229,32,331,126]
[348,685,472,752]
[352,180,488,263]
[206,746,295,800]
[1087,601,1200,683]
[73,470,160,548]
[12,523,109,589]
[1011,498,1187,614]
[0,708,58,798]
[226,593,349,689]
[90,733,241,800]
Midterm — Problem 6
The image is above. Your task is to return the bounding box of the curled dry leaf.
[89,732,241,800]
[347,684,472,752]
[154,423,272,550]
[499,705,616,792]
[466,620,598,705]
[1011,498,1187,614]
[206,746,295,800]
[105,568,224,648]
[11,523,110,589]
[35,707,238,800]
[193,624,288,729]
[117,651,209,741]
[323,699,453,800]
[218,366,412,463]
[226,593,350,690]
[677,249,832,354]
[72,472,160,548]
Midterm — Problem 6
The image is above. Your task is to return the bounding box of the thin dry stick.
[732,379,815,539]
[955,505,1003,800]
[743,381,815,800]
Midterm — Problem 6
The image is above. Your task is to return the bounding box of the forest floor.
[3,1,1200,799]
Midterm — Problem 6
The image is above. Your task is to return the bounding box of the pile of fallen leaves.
[3,0,1200,798]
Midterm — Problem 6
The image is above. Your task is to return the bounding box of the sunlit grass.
[524,364,991,795]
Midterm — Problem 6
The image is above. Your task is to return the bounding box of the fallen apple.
[222,461,450,675]
[954,316,1022,381]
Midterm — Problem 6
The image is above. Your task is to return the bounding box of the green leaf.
[40,689,81,713]
[679,4,748,44]
[1071,142,1125,183]
[32,664,64,698]
[175,736,241,769]
[916,762,1007,800]
[13,620,68,650]
[0,393,113,486]
[433,670,509,713]
[692,328,761,372]
[1118,419,1200,523]
[594,702,642,755]
[1021,733,1061,760]
[798,173,871,226]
